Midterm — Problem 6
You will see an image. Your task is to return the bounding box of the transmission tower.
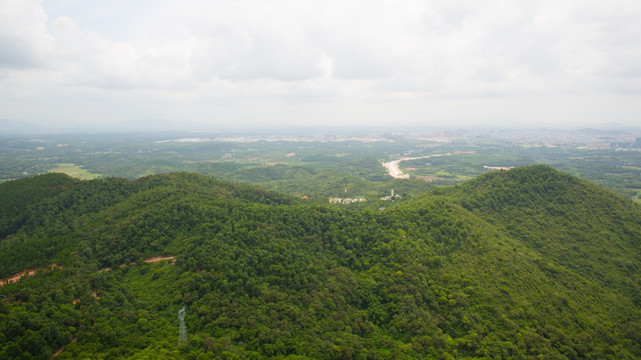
[178,306,188,344]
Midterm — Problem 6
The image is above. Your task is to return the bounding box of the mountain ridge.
[1,166,640,359]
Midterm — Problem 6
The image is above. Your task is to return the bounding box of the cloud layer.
[1,0,641,128]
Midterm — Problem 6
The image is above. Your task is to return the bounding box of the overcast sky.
[1,0,640,131]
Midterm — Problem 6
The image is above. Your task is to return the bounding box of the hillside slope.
[433,165,641,309]
[0,173,79,238]
[1,167,640,359]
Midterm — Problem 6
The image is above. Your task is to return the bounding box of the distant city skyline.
[1,0,641,131]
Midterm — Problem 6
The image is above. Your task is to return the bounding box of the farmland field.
[48,163,101,180]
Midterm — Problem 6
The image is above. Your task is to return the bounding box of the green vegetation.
[1,131,640,203]
[0,173,78,239]
[1,166,641,359]
[48,163,101,180]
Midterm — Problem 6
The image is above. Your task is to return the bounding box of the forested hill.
[0,173,79,238]
[0,172,294,276]
[1,167,641,359]
[432,165,641,307]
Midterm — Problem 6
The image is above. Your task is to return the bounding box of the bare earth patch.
[2,257,174,287]
[143,256,176,264]
[0,270,36,287]
[382,151,475,179]
[1,265,62,287]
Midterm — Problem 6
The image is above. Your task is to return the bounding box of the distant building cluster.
[381,189,401,201]
[329,197,366,204]
[484,166,514,171]
[611,138,641,149]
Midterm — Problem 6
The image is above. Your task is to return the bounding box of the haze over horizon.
[1,0,641,132]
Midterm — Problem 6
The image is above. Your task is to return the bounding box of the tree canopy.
[1,166,640,359]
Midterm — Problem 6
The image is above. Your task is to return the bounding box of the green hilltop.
[1,166,640,359]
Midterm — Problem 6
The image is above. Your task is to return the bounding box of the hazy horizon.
[2,118,640,137]
[2,0,641,131]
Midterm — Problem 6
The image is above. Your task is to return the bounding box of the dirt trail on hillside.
[0,264,62,287]
[2,256,175,286]
[3,256,176,357]
[143,256,176,264]
[0,270,36,287]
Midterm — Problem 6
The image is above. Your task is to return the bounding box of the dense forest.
[1,166,641,359]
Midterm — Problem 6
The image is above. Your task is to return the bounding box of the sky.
[1,0,640,132]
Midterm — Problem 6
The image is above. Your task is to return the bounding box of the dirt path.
[143,256,176,264]
[382,151,475,179]
[3,256,176,356]
[2,256,175,287]
[0,270,37,287]
[0,264,62,287]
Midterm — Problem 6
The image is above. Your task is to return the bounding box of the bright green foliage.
[1,166,641,359]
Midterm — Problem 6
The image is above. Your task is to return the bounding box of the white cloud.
[1,0,641,127]
[0,0,52,68]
